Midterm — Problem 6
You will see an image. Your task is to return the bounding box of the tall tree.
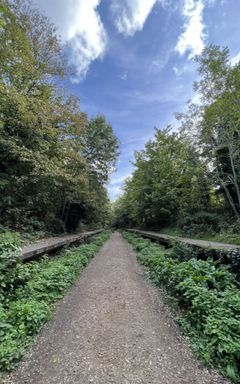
[0,0,119,232]
[194,46,240,217]
[82,116,119,184]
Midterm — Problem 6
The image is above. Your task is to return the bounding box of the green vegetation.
[123,231,240,382]
[0,1,118,234]
[0,230,111,371]
[0,230,53,249]
[113,45,240,241]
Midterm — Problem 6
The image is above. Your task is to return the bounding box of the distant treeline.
[0,1,119,233]
[113,45,240,235]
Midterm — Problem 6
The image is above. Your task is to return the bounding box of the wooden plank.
[21,230,103,262]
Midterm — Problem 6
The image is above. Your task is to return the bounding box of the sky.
[34,0,240,200]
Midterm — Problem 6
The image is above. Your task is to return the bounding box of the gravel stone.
[3,232,230,384]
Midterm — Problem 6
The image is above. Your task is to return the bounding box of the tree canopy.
[0,0,119,232]
[113,45,240,234]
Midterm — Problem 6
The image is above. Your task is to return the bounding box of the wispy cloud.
[176,0,206,58]
[34,0,107,81]
[108,185,123,201]
[110,0,158,36]
[120,71,128,80]
[110,173,132,186]
[173,62,194,76]
[34,0,169,81]
[68,1,107,81]
[108,168,133,200]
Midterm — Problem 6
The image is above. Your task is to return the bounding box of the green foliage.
[218,248,240,276]
[7,300,51,336]
[0,230,111,371]
[113,127,210,229]
[0,1,118,233]
[179,211,221,235]
[124,232,240,382]
[82,115,119,184]
[169,241,199,261]
[113,45,240,237]
[0,232,23,300]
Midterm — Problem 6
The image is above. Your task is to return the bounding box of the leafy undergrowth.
[0,230,111,371]
[123,231,240,383]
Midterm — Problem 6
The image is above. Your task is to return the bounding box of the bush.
[45,217,65,234]
[170,241,199,261]
[8,300,51,336]
[180,211,221,235]
[123,231,240,382]
[225,219,240,234]
[216,248,240,277]
[0,232,23,301]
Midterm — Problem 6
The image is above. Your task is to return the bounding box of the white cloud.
[110,0,158,36]
[176,0,206,58]
[191,92,201,104]
[120,71,128,80]
[110,169,133,185]
[173,62,194,76]
[230,52,240,66]
[108,185,122,201]
[173,66,180,75]
[108,169,133,200]
[34,0,107,81]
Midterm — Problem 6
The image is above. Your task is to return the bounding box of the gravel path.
[4,232,229,384]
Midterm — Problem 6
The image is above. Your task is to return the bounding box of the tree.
[0,0,119,232]
[113,45,240,231]
[114,127,209,229]
[82,116,119,183]
[194,46,240,217]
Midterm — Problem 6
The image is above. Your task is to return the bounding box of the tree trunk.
[217,167,240,218]
[64,201,71,227]
[61,195,67,221]
[228,143,240,211]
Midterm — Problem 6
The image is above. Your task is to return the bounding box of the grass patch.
[0,230,111,371]
[123,231,240,383]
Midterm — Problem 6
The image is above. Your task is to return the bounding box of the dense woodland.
[113,46,240,239]
[0,1,119,234]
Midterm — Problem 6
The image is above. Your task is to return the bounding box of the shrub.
[170,241,199,261]
[45,217,65,234]
[8,299,51,336]
[219,248,240,276]
[0,232,23,301]
[180,211,221,235]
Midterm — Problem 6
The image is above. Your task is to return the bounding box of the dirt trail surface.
[5,232,229,384]
[130,229,240,250]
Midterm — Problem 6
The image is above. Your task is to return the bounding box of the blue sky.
[34,0,240,200]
